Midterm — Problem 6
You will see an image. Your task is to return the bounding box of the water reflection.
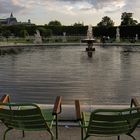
[0,45,140,105]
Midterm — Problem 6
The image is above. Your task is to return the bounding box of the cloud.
[29,0,123,16]
[122,0,140,22]
[0,0,140,25]
[54,0,124,10]
[123,0,140,11]
[0,0,137,15]
[37,0,126,17]
[0,0,25,14]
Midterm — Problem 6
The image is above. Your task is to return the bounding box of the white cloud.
[0,0,125,14]
[0,0,136,15]
[0,0,140,25]
[0,0,25,13]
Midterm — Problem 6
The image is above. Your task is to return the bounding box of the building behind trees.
[0,13,33,25]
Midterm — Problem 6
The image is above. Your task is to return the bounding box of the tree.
[2,30,11,38]
[0,25,2,34]
[20,30,29,38]
[45,29,52,37]
[48,20,62,26]
[120,12,138,26]
[38,27,52,37]
[37,27,47,37]
[97,16,114,27]
[73,22,84,27]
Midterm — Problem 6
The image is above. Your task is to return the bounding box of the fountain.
[81,25,95,57]
[63,32,67,42]
[116,27,120,42]
[34,30,42,44]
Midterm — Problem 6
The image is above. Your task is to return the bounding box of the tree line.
[0,12,140,39]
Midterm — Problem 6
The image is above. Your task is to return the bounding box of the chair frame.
[0,95,62,140]
[75,98,140,140]
[0,95,10,104]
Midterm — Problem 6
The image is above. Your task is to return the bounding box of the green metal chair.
[0,95,62,140]
[75,98,140,140]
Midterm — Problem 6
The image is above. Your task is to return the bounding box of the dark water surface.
[0,45,140,105]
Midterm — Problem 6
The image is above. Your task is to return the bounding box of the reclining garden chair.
[0,95,62,140]
[75,97,140,140]
[0,95,10,104]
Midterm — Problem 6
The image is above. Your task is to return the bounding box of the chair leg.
[55,114,58,140]
[118,135,120,140]
[3,128,12,140]
[22,130,25,137]
[81,127,84,140]
[49,131,54,140]
[127,134,136,140]
[83,135,90,140]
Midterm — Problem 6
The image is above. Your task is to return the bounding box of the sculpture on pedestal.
[63,32,67,43]
[34,30,42,44]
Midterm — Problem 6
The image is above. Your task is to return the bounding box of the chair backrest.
[0,103,51,131]
[86,107,140,137]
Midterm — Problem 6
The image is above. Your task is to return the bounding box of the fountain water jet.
[116,27,120,42]
[81,25,96,57]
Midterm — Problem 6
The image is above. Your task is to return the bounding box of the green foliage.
[73,22,84,27]
[37,27,47,37]
[120,12,138,26]
[48,20,62,26]
[0,25,2,35]
[97,16,114,27]
[0,22,140,41]
[2,30,11,38]
[46,26,87,36]
[45,29,52,37]
[20,30,29,38]
[94,26,116,38]
[37,27,52,37]
[1,24,37,37]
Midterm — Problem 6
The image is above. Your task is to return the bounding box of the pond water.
[0,45,140,105]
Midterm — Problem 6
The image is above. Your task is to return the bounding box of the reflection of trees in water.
[0,48,23,55]
[0,46,47,56]
[122,46,134,52]
[119,47,140,103]
[121,46,140,53]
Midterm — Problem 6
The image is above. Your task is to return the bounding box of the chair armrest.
[0,95,10,103]
[52,96,62,115]
[131,97,140,107]
[75,100,81,121]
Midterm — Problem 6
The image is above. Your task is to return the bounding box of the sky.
[0,0,140,26]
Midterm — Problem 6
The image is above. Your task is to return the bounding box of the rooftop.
[0,13,32,25]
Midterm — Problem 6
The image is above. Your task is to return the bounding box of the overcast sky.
[0,0,140,26]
